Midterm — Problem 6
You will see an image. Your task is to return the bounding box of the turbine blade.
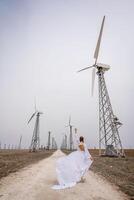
[77,66,93,73]
[38,112,43,114]
[94,16,105,64]
[27,112,36,124]
[91,67,96,96]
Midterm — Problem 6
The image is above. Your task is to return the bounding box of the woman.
[52,130,93,189]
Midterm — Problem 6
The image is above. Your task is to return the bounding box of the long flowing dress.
[52,134,93,190]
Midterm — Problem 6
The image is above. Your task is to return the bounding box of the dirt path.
[0,150,128,200]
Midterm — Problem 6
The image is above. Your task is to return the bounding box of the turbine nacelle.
[65,115,74,128]
[37,111,43,115]
[28,111,43,124]
[96,63,110,71]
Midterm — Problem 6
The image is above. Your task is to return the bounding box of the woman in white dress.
[52,131,93,189]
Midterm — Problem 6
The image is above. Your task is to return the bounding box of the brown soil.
[0,149,133,199]
[91,156,134,199]
[0,150,55,179]
[63,149,134,199]
[0,150,128,200]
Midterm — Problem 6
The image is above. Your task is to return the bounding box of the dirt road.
[0,150,128,200]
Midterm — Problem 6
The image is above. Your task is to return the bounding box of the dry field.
[63,149,134,199]
[0,149,133,199]
[0,149,55,179]
[0,150,129,200]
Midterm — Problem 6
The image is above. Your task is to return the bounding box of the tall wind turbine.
[66,116,74,151]
[28,106,43,152]
[78,16,124,157]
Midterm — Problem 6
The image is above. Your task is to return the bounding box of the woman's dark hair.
[79,136,84,142]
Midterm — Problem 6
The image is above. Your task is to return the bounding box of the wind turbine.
[78,16,124,157]
[18,135,22,150]
[64,134,67,149]
[61,133,67,150]
[28,104,43,152]
[52,136,58,149]
[66,116,74,151]
[47,131,51,150]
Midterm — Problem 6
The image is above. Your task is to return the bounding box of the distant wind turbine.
[28,103,43,152]
[66,116,74,151]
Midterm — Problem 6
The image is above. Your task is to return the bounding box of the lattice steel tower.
[66,116,74,150]
[97,67,124,156]
[47,131,51,150]
[78,16,124,157]
[28,110,43,152]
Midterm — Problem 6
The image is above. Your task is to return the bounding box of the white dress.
[52,135,93,190]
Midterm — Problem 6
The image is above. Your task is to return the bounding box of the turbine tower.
[47,131,51,150]
[18,135,22,150]
[28,107,43,152]
[64,134,67,149]
[78,16,124,157]
[61,134,67,150]
[52,137,55,149]
[66,116,74,151]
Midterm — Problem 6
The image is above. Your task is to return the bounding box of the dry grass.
[0,149,55,179]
